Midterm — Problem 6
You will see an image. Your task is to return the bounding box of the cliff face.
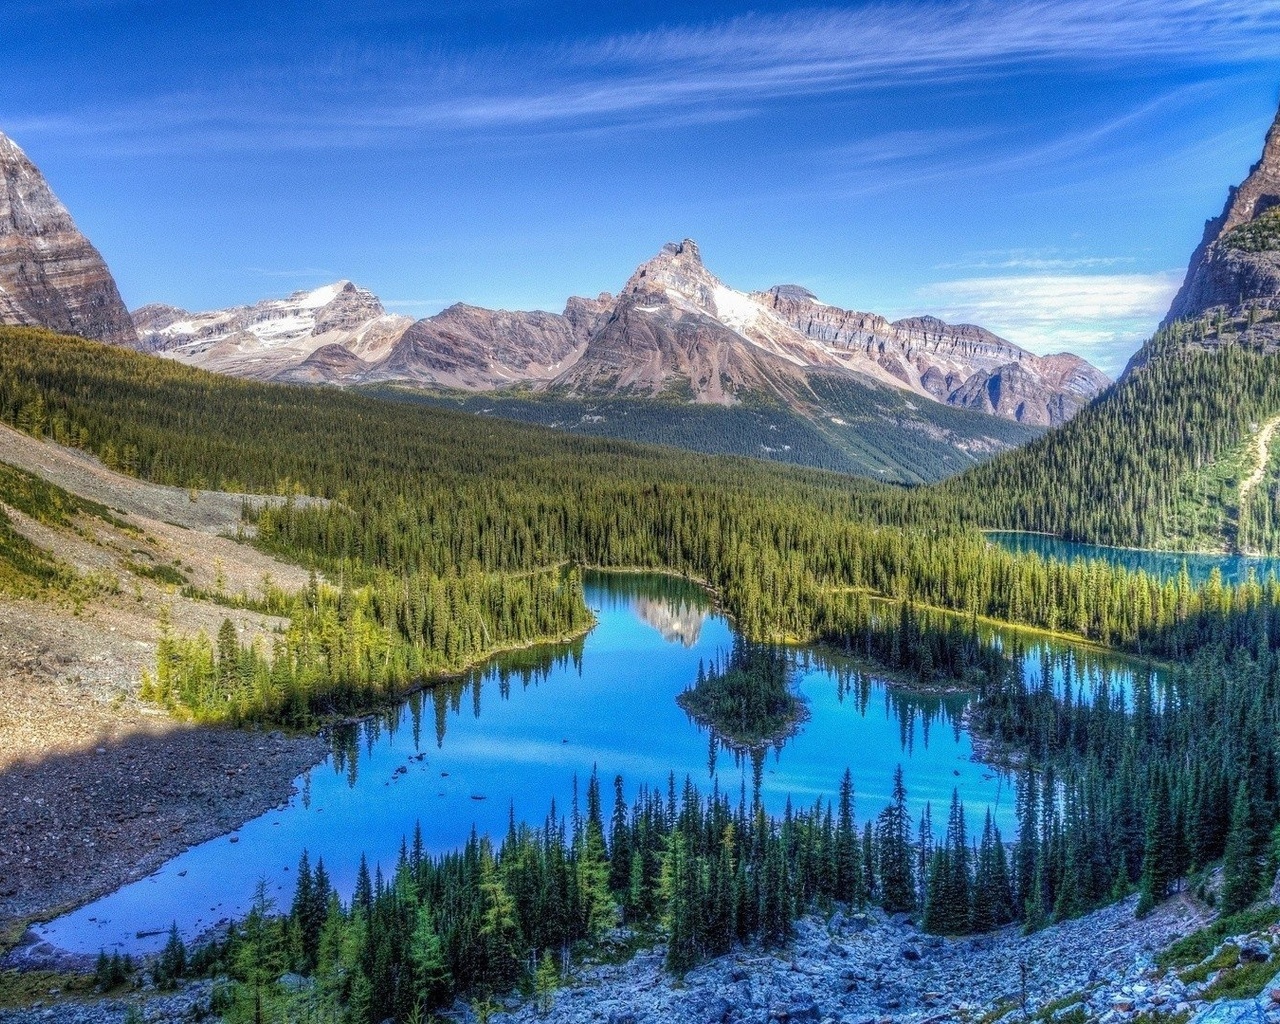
[0,132,137,346]
[758,290,1109,428]
[1119,100,1280,379]
[1165,104,1280,325]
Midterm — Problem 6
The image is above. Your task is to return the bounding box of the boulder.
[1189,999,1267,1024]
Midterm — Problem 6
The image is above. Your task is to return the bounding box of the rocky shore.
[4,883,1280,1024]
[482,894,1208,1024]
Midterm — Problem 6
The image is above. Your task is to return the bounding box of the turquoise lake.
[989,531,1280,585]
[37,573,1146,956]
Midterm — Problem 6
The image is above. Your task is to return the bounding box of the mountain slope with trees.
[947,100,1280,553]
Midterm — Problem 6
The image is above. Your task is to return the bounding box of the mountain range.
[0,127,1110,481]
[132,238,1106,429]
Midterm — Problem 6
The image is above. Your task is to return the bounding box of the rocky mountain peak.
[1219,103,1280,235]
[766,285,819,302]
[312,281,386,335]
[623,239,722,314]
[1163,100,1280,325]
[661,238,702,263]
[0,129,137,346]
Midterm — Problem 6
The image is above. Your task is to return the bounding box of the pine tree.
[1222,783,1263,915]
[834,769,862,905]
[877,766,916,914]
[409,904,451,1010]
[1137,776,1176,917]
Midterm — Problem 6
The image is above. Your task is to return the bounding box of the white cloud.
[916,271,1185,375]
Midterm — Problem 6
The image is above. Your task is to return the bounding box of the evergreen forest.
[5,322,1280,1018]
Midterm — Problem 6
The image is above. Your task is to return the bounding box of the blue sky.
[5,0,1280,375]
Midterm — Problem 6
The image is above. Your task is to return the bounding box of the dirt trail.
[1238,414,1280,507]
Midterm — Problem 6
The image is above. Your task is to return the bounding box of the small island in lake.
[677,640,810,752]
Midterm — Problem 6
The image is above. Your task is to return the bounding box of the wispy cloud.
[9,0,1280,153]
[935,251,1140,272]
[917,270,1184,375]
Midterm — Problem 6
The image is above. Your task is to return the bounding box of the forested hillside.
[946,316,1280,551]
[371,370,1040,485]
[3,323,1279,731]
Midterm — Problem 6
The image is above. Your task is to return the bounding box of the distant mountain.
[139,239,1106,430]
[951,99,1280,553]
[132,281,412,381]
[556,239,1105,427]
[0,131,136,347]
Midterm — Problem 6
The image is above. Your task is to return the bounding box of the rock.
[1165,100,1280,325]
[0,132,137,346]
[1189,999,1267,1024]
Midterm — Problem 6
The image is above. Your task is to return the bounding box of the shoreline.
[0,615,599,965]
[982,527,1254,560]
[0,563,1164,972]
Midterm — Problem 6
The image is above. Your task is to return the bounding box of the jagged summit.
[1163,99,1280,326]
[767,285,819,303]
[0,129,137,346]
[133,279,412,379]
[622,239,722,313]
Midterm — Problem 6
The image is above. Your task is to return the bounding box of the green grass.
[0,460,118,529]
[1179,943,1243,985]
[0,969,103,1009]
[1201,957,1278,1001]
[125,559,188,587]
[1164,429,1256,552]
[1158,905,1280,971]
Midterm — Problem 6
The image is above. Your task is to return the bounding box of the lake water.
[37,573,1145,956]
[988,531,1280,585]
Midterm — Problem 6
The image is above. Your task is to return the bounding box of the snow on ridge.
[297,282,346,309]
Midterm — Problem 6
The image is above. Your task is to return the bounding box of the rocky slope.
[361,302,587,389]
[1165,103,1280,327]
[0,133,136,347]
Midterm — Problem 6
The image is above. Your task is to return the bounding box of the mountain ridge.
[952,96,1280,553]
[134,237,1108,431]
[0,123,1108,480]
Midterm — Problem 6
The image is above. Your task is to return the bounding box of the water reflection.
[39,572,1102,956]
[635,597,708,647]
